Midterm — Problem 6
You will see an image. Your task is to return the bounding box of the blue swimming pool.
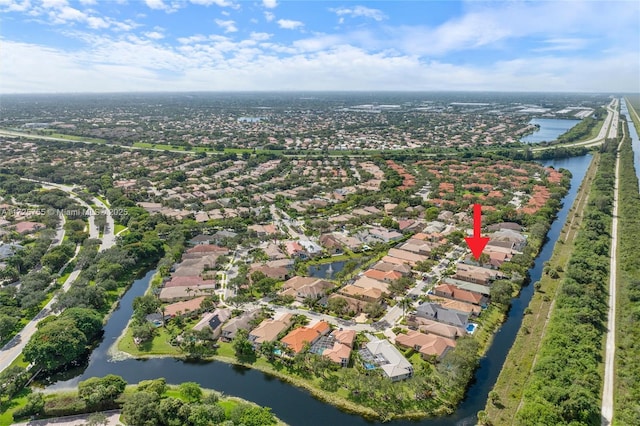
[466,323,478,334]
[363,363,376,370]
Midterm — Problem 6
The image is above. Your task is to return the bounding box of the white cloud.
[78,0,96,5]
[264,11,274,22]
[0,0,32,12]
[190,0,235,7]
[215,19,237,33]
[2,35,638,94]
[144,31,165,40]
[534,38,589,52]
[250,32,271,41]
[144,0,166,10]
[332,5,386,22]
[262,0,277,9]
[277,19,303,30]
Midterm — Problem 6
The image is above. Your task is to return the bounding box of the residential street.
[0,182,117,374]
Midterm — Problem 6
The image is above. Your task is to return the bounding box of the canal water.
[620,98,640,187]
[520,118,581,144]
[45,155,593,426]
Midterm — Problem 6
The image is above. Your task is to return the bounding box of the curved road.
[0,182,116,374]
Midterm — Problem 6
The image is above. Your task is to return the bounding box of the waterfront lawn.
[472,306,505,355]
[118,325,181,356]
[0,388,30,425]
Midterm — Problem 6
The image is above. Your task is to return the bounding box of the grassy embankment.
[613,98,640,424]
[483,152,600,423]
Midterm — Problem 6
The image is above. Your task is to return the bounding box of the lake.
[44,155,593,425]
[520,118,581,144]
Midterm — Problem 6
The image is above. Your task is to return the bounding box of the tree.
[23,319,87,371]
[490,280,514,307]
[84,412,109,426]
[60,307,103,341]
[132,323,155,344]
[78,374,127,408]
[158,397,187,426]
[0,314,18,341]
[363,302,384,319]
[13,392,45,419]
[400,297,413,318]
[230,403,277,426]
[122,391,160,426]
[327,297,348,315]
[179,382,203,403]
[137,378,167,396]
[0,366,28,400]
[233,329,255,361]
[188,403,226,426]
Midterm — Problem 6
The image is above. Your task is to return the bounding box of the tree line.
[515,140,617,425]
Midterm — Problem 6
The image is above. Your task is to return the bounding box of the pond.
[308,260,345,279]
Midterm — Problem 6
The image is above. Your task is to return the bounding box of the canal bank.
[43,155,593,426]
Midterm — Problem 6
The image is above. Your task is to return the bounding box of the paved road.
[13,410,122,426]
[0,182,117,374]
[601,117,622,425]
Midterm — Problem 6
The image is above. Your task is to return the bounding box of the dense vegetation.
[614,113,640,423]
[10,375,278,426]
[555,113,601,144]
[515,140,617,425]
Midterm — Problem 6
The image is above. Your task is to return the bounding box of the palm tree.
[159,305,167,327]
[400,297,413,319]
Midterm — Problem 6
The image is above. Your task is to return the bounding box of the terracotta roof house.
[14,221,45,234]
[165,276,216,288]
[186,244,229,255]
[220,309,261,342]
[361,339,413,381]
[285,241,306,258]
[249,313,293,347]
[353,276,391,293]
[371,261,412,276]
[250,265,289,281]
[193,308,232,339]
[281,321,331,354]
[428,297,482,316]
[159,285,216,302]
[433,284,488,306]
[319,234,344,255]
[406,316,465,339]
[323,341,352,367]
[326,293,366,314]
[363,269,403,283]
[387,248,428,266]
[248,224,278,237]
[395,330,456,361]
[164,296,206,317]
[279,276,333,302]
[453,263,504,285]
[338,284,384,303]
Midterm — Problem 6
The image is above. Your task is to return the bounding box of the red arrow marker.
[464,204,490,260]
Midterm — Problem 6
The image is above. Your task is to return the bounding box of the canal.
[45,155,593,426]
[620,98,640,187]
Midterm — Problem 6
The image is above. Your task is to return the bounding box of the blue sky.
[1,0,639,93]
